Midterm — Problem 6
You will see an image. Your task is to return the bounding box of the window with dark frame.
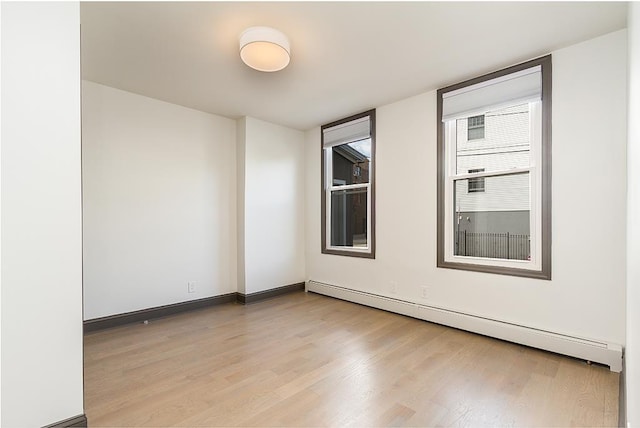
[467,115,485,140]
[467,168,485,193]
[437,55,551,280]
[321,110,376,258]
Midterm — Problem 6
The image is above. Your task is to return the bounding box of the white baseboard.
[306,280,623,372]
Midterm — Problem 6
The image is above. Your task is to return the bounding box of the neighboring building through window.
[437,55,551,279]
[467,115,485,140]
[321,110,375,258]
[467,168,485,193]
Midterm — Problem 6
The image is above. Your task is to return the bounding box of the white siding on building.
[455,103,531,212]
[455,173,530,212]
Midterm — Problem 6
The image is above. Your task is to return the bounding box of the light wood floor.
[84,291,619,427]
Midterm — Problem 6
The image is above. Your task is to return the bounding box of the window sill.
[437,259,550,280]
[322,247,375,259]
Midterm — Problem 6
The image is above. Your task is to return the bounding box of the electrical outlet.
[421,286,430,299]
[390,281,398,294]
[187,281,196,293]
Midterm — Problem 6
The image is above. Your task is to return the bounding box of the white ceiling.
[80,2,627,131]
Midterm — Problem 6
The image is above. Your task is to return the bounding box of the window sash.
[325,145,372,252]
[453,166,531,180]
[325,184,371,252]
[327,182,370,192]
[443,101,542,271]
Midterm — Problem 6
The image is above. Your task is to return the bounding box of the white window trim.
[324,148,373,253]
[443,102,542,272]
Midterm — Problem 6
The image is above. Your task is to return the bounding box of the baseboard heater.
[306,280,622,372]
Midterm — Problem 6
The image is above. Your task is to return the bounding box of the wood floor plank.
[84,292,619,427]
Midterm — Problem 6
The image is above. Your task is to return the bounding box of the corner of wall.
[236,117,247,294]
[626,3,640,426]
[239,117,306,293]
[303,127,321,281]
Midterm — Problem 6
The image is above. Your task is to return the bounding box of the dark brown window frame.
[321,109,376,259]
[436,55,552,280]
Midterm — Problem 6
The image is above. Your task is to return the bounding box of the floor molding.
[307,280,623,372]
[42,414,87,428]
[84,293,236,332]
[237,282,305,304]
[84,284,306,332]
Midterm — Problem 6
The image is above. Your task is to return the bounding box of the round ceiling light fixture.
[239,26,290,72]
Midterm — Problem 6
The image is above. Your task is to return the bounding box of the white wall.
[83,84,306,314]
[305,30,627,348]
[1,2,84,426]
[239,117,306,294]
[627,3,640,426]
[82,81,237,320]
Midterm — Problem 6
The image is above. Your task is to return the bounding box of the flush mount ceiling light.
[239,26,290,72]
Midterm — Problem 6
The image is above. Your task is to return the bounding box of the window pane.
[331,188,367,247]
[467,168,485,193]
[468,176,485,193]
[468,115,484,127]
[332,139,371,185]
[456,103,531,175]
[468,126,485,140]
[467,115,485,140]
[453,172,530,260]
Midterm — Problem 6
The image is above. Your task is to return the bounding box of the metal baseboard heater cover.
[306,280,622,372]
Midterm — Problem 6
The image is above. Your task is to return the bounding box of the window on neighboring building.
[467,168,485,193]
[437,55,551,279]
[321,110,375,258]
[467,115,485,140]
